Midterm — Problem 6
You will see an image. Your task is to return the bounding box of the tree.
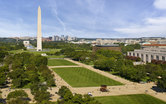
[157,72,166,89]
[35,55,48,67]
[94,57,116,71]
[120,44,141,54]
[145,64,163,81]
[34,90,50,103]
[9,68,27,88]
[0,65,9,86]
[0,51,8,62]
[30,82,51,103]
[7,90,29,104]
[58,86,72,99]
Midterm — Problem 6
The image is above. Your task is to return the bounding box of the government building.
[127,44,166,63]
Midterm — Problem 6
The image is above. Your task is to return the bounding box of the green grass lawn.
[46,55,65,58]
[52,67,123,87]
[48,59,77,66]
[9,49,60,55]
[95,94,166,104]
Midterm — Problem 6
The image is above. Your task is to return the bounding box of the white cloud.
[114,0,166,37]
[114,16,166,37]
[0,18,36,37]
[145,17,166,25]
[154,0,166,10]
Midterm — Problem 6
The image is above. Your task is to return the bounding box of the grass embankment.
[53,67,123,87]
[95,94,166,104]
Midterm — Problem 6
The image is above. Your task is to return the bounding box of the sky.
[0,0,166,38]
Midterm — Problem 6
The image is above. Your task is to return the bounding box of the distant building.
[158,39,166,44]
[23,41,30,47]
[93,44,121,52]
[127,48,166,63]
[142,44,166,48]
[52,35,77,41]
[61,35,65,41]
[52,35,60,41]
[42,38,52,42]
[66,35,72,41]
[23,41,34,49]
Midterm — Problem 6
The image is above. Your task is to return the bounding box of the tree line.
[0,38,25,51]
[31,41,92,50]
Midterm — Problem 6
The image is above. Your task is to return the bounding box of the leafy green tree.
[7,90,29,104]
[145,64,163,81]
[94,57,116,71]
[157,72,166,89]
[34,90,50,103]
[58,86,72,99]
[0,65,9,86]
[120,43,141,54]
[9,68,27,88]
[35,55,48,67]
[0,51,8,62]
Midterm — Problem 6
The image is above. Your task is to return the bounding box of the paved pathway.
[48,65,80,69]
[1,58,166,103]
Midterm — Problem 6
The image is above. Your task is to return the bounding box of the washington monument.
[37,6,42,51]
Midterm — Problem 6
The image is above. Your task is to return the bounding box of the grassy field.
[46,55,65,58]
[9,49,60,55]
[48,59,77,66]
[95,94,166,104]
[52,67,123,87]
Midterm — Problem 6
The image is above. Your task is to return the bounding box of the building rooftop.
[143,44,166,46]
[95,44,119,47]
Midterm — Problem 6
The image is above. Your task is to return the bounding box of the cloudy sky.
[0,0,166,38]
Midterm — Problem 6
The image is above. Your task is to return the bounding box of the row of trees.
[0,41,25,51]
[60,47,93,65]
[31,41,92,50]
[119,43,141,54]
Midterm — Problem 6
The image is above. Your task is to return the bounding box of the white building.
[23,41,30,47]
[127,48,166,63]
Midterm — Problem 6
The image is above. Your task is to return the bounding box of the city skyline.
[0,0,166,38]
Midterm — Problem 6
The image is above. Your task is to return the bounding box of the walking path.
[48,65,80,69]
[1,58,166,103]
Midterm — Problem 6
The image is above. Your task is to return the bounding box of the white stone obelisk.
[37,6,42,51]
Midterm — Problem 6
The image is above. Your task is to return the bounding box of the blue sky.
[0,0,166,38]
